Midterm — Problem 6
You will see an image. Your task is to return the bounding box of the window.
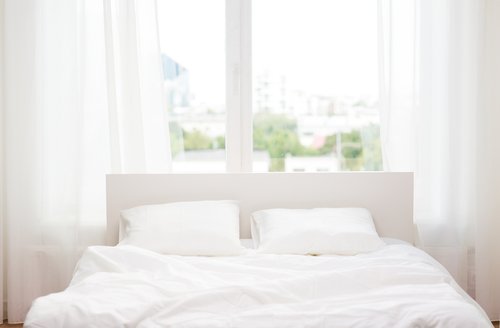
[157,0,226,172]
[156,0,382,172]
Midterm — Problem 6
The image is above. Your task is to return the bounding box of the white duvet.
[25,243,492,328]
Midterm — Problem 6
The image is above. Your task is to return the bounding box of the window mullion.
[226,0,252,172]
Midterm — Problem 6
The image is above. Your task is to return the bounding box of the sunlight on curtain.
[104,0,172,173]
[475,0,500,319]
[3,0,170,322]
[378,0,500,320]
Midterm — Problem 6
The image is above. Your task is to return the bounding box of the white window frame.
[221,0,381,173]
[225,0,252,172]
[162,0,380,173]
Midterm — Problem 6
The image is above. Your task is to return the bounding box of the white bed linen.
[24,243,491,328]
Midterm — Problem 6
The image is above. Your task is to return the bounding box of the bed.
[24,173,492,327]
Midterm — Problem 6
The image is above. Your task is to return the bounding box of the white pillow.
[119,200,243,256]
[251,208,384,255]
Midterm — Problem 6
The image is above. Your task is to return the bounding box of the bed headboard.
[106,172,414,245]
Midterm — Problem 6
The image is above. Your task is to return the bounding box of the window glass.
[157,0,226,172]
[252,0,382,172]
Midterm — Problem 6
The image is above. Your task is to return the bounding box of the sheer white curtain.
[0,0,4,321]
[379,0,500,320]
[2,0,170,322]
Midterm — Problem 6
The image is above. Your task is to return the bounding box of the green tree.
[360,124,383,170]
[214,135,225,149]
[338,126,383,171]
[169,122,184,157]
[253,113,302,171]
[317,134,336,155]
[267,130,303,171]
[183,129,212,150]
[339,130,363,170]
[252,113,382,172]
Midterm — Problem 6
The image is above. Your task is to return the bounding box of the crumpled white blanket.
[24,243,492,327]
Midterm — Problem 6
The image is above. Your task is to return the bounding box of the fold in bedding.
[24,244,492,328]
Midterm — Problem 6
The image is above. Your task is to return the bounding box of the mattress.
[24,241,492,327]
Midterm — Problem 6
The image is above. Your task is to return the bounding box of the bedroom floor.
[0,322,22,327]
[1,320,498,327]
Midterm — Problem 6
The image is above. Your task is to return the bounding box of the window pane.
[252,0,382,172]
[157,0,225,172]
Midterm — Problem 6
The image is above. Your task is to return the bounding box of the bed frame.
[106,172,414,245]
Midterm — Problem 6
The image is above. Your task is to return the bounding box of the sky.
[156,0,379,107]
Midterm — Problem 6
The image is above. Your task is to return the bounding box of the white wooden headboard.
[106,172,414,245]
